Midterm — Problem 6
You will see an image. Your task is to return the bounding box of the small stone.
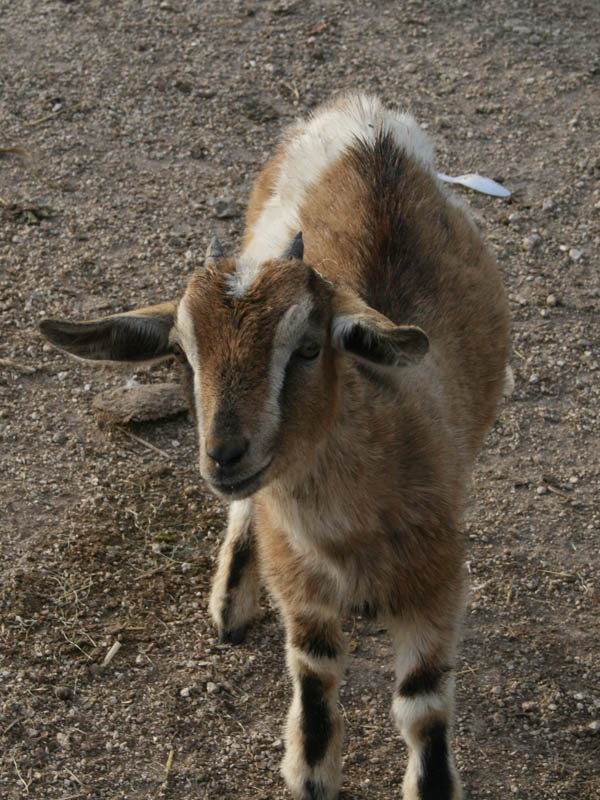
[55,686,73,701]
[529,374,540,384]
[53,431,67,444]
[536,486,548,495]
[542,197,554,212]
[588,720,600,732]
[56,732,70,749]
[523,234,542,251]
[569,248,583,261]
[508,212,522,225]
[92,382,187,423]
[213,199,239,219]
[190,143,209,160]
[522,700,537,712]
[206,681,219,693]
[546,294,558,307]
[180,687,191,697]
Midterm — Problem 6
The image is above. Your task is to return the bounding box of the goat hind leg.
[389,616,463,800]
[209,499,261,644]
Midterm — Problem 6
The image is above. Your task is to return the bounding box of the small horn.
[281,231,304,261]
[205,236,224,265]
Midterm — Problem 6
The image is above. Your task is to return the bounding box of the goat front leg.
[389,614,463,800]
[281,610,346,800]
[209,499,261,644]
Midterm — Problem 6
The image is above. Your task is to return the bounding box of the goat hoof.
[219,625,248,645]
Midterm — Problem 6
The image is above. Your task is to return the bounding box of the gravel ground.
[1,1,599,798]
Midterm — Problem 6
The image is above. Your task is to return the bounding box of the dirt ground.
[1,1,599,798]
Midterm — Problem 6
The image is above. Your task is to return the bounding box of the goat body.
[40,93,510,800]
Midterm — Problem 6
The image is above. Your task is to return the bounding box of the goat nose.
[207,438,249,468]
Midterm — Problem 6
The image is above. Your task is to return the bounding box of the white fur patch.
[174,294,204,427]
[236,93,435,294]
[260,295,315,439]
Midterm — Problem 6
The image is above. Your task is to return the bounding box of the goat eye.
[295,341,321,360]
[172,343,188,364]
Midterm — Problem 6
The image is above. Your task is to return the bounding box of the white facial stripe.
[174,295,200,371]
[261,295,315,435]
[174,294,204,428]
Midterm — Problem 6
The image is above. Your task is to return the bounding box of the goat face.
[175,256,339,499]
[39,240,429,501]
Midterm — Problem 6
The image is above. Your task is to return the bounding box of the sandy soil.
[1,1,599,798]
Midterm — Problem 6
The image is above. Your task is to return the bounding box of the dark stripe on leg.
[301,673,332,767]
[219,529,253,643]
[398,665,448,698]
[292,617,339,660]
[303,778,327,800]
[418,721,452,800]
[225,529,253,592]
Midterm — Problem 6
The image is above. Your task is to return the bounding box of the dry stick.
[24,102,86,128]
[4,718,21,735]
[115,425,171,459]
[102,640,122,668]
[64,768,86,789]
[12,757,31,794]
[455,665,480,677]
[0,357,38,374]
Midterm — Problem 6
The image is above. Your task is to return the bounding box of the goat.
[40,93,510,800]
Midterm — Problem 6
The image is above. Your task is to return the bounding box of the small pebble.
[542,197,554,211]
[523,234,541,251]
[206,681,219,693]
[546,294,558,307]
[180,687,191,697]
[536,486,548,495]
[588,720,600,732]
[529,374,540,384]
[56,732,70,749]
[213,199,238,219]
[569,248,582,261]
[55,685,73,701]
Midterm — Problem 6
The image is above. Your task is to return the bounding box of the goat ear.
[331,292,428,367]
[39,301,176,364]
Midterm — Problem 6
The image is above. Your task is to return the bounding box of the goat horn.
[205,236,224,265]
[281,232,304,261]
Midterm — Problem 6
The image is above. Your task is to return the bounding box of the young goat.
[41,93,510,800]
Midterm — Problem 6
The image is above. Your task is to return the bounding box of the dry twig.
[24,102,86,127]
[115,425,171,459]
